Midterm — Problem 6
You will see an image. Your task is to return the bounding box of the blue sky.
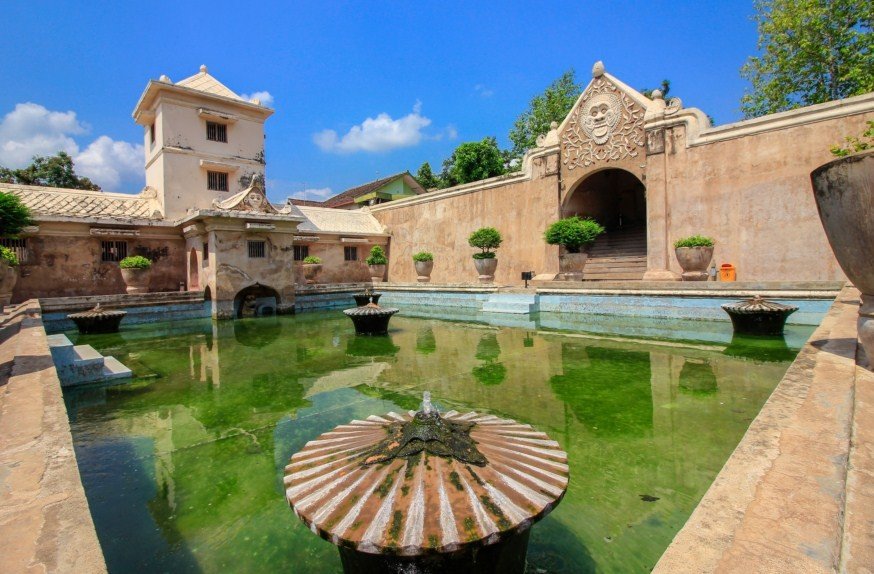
[0,1,759,201]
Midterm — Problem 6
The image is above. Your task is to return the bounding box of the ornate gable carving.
[560,74,645,170]
[212,179,279,214]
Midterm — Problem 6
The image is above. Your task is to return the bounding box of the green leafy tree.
[544,217,605,253]
[508,69,582,159]
[415,162,439,190]
[468,227,502,259]
[444,137,505,186]
[741,0,874,118]
[0,192,34,237]
[365,245,388,265]
[0,152,100,190]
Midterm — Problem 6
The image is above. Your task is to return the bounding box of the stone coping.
[653,285,872,572]
[0,301,107,573]
[39,290,204,313]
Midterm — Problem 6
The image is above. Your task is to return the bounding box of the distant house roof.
[1,183,162,222]
[289,172,425,208]
[295,205,386,235]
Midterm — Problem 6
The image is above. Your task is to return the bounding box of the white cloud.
[241,91,274,107]
[289,187,334,201]
[314,101,432,153]
[0,102,144,191]
[474,84,494,98]
[75,136,144,190]
[0,102,87,167]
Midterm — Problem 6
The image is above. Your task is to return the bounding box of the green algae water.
[63,311,812,573]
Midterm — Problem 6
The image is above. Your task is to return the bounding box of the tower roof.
[174,64,243,101]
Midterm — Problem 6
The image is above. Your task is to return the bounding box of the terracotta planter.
[559,251,588,281]
[302,263,322,284]
[474,257,498,284]
[811,150,874,365]
[414,260,433,283]
[675,246,713,281]
[0,262,18,308]
[120,267,150,294]
[368,264,386,283]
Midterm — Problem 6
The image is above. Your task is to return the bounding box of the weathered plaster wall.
[371,152,561,284]
[651,114,864,281]
[300,239,388,284]
[13,222,186,301]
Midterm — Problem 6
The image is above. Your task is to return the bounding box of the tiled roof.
[322,172,408,207]
[1,183,162,221]
[175,69,242,101]
[296,205,386,235]
[287,198,326,207]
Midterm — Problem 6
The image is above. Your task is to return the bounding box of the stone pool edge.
[0,301,107,574]
[653,284,872,573]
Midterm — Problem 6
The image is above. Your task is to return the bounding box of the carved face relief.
[582,93,621,144]
[245,192,264,210]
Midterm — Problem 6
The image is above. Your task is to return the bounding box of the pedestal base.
[478,275,494,284]
[860,294,874,369]
[560,272,583,281]
[417,276,431,283]
[337,528,530,574]
[681,271,708,282]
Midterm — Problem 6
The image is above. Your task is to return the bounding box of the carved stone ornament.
[212,179,279,214]
[560,76,645,169]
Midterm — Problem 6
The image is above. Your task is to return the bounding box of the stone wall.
[14,222,186,301]
[371,150,561,284]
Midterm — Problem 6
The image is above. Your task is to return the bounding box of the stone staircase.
[583,226,648,281]
[481,293,539,314]
[47,334,131,387]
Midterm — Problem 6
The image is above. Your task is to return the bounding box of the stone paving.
[0,302,105,574]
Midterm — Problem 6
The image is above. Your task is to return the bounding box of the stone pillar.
[643,127,680,281]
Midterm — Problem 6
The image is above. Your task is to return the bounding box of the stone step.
[73,344,104,368]
[586,255,648,263]
[102,356,133,380]
[46,334,75,364]
[585,259,648,268]
[481,294,539,314]
[581,271,646,280]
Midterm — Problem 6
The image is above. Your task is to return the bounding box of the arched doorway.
[233,284,280,318]
[188,248,199,290]
[563,169,646,230]
[562,169,647,280]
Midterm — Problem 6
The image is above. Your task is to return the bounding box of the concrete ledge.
[653,286,869,573]
[0,301,107,573]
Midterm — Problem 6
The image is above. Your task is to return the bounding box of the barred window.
[101,241,127,262]
[248,240,266,258]
[344,246,357,261]
[0,238,28,264]
[206,122,227,143]
[207,171,229,192]
[293,245,309,261]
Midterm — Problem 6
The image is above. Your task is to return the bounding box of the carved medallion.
[561,76,645,169]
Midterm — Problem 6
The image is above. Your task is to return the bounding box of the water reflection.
[63,312,808,574]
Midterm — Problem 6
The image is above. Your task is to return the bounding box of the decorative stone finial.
[252,98,261,106]
[651,89,664,100]
[421,391,434,414]
[199,64,208,74]
[592,61,605,78]
[158,74,171,83]
[549,121,558,130]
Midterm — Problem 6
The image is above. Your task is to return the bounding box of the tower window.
[344,246,357,261]
[101,241,128,262]
[293,245,309,261]
[149,123,156,147]
[248,240,266,258]
[207,171,229,192]
[206,122,227,143]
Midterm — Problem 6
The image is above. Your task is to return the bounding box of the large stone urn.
[368,264,386,283]
[120,268,150,294]
[302,263,322,285]
[675,247,714,281]
[811,150,874,365]
[474,257,497,284]
[414,260,433,283]
[0,262,18,308]
[559,251,588,281]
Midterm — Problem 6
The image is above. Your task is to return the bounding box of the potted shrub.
[544,216,605,280]
[674,235,714,281]
[301,255,322,284]
[366,246,388,282]
[119,255,152,294]
[412,251,434,283]
[811,128,874,363]
[468,227,502,283]
[0,246,20,308]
